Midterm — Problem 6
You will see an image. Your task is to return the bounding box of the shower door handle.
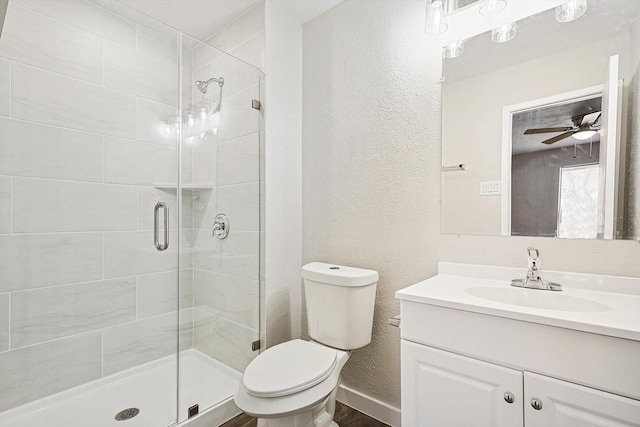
[154,202,169,251]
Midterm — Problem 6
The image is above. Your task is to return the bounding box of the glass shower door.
[0,1,182,426]
[178,34,263,421]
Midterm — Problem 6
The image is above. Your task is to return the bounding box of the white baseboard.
[336,384,401,427]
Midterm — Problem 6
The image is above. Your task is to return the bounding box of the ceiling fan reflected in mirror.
[523,111,601,144]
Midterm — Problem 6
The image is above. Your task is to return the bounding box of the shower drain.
[115,408,140,421]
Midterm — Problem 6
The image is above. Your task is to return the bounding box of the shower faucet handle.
[212,213,229,239]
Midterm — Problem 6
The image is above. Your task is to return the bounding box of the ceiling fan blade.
[581,111,601,126]
[524,127,574,135]
[541,131,575,145]
[589,112,602,127]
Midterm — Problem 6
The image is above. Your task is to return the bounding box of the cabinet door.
[525,372,640,427]
[401,340,523,427]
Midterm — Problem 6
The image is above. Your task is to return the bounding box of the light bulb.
[556,0,587,23]
[163,122,172,138]
[443,40,464,58]
[479,0,507,16]
[491,22,516,43]
[425,0,448,35]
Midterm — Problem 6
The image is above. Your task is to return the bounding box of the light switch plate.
[480,181,501,196]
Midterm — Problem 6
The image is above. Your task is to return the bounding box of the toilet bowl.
[234,262,378,427]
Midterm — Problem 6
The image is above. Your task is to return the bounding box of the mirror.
[441,0,639,240]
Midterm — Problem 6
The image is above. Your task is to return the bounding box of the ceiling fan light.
[443,40,464,58]
[556,0,587,23]
[573,130,597,140]
[479,0,507,16]
[491,22,516,43]
[425,0,448,35]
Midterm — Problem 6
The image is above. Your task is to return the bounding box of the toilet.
[234,262,379,427]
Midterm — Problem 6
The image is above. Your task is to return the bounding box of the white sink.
[464,286,612,312]
[395,262,640,341]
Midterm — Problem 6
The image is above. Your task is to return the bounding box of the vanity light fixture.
[479,0,507,16]
[425,0,448,35]
[491,22,516,43]
[555,0,587,23]
[443,39,464,58]
[572,130,597,140]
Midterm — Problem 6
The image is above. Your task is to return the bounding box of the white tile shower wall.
[137,24,178,65]
[102,312,179,376]
[0,293,9,352]
[0,176,10,234]
[0,332,103,412]
[12,177,138,233]
[102,40,177,105]
[10,278,137,347]
[0,117,104,182]
[0,233,103,291]
[137,270,194,319]
[137,97,179,146]
[217,133,260,186]
[0,58,9,116]
[0,3,103,84]
[189,2,264,370]
[193,307,256,373]
[0,0,191,412]
[11,0,137,49]
[194,269,259,328]
[11,63,138,139]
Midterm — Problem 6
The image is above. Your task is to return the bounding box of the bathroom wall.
[262,0,345,350]
[302,0,442,411]
[0,0,193,412]
[188,2,264,372]
[623,5,640,239]
[301,0,640,417]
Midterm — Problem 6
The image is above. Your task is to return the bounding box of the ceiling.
[117,0,261,40]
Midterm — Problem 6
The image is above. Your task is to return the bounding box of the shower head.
[195,77,224,94]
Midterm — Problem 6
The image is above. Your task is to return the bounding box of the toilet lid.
[242,340,338,398]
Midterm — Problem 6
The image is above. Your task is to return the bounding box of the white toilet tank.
[302,262,378,350]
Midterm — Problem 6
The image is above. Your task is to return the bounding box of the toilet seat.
[243,340,338,398]
[235,341,351,419]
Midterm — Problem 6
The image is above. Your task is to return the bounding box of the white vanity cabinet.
[396,263,640,427]
[524,372,640,427]
[401,339,640,427]
[401,341,523,427]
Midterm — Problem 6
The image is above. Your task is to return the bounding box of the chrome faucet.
[511,247,562,291]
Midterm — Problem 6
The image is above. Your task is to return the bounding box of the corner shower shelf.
[153,183,215,190]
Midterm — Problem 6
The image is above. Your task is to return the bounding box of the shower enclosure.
[0,0,263,425]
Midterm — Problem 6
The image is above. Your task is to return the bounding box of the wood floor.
[220,401,390,427]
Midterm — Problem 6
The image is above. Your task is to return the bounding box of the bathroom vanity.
[396,263,640,426]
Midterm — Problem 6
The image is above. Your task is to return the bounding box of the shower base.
[0,349,241,427]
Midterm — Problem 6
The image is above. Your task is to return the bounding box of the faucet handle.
[527,247,539,260]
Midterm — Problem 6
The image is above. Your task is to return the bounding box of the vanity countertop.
[396,262,640,341]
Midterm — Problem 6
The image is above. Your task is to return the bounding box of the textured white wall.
[262,0,348,349]
[302,0,442,409]
[301,0,640,413]
[264,0,304,347]
[624,6,640,239]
